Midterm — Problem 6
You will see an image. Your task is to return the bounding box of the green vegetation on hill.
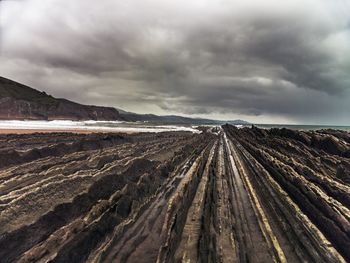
[0,76,121,120]
[0,77,58,106]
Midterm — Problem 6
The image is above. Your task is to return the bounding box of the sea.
[0,120,200,133]
[0,120,349,133]
[253,124,350,132]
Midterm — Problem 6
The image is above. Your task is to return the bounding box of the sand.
[0,129,108,134]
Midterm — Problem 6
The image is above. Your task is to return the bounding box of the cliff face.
[0,77,122,121]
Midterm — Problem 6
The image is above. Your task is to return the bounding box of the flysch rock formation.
[0,125,349,262]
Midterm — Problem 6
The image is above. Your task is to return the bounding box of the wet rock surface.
[0,126,349,262]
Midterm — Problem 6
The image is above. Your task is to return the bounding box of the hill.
[0,77,122,121]
[0,76,250,125]
[118,109,250,125]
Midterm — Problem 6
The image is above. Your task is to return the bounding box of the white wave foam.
[0,120,200,133]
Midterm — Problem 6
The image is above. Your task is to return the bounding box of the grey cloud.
[0,0,350,124]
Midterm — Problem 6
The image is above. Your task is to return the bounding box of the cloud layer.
[1,0,350,124]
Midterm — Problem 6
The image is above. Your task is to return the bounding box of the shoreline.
[0,128,118,134]
[0,126,200,134]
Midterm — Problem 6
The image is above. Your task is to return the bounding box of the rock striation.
[0,125,349,262]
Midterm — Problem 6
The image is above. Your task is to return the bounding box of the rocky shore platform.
[0,125,349,262]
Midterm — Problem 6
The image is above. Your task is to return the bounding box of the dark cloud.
[0,0,349,124]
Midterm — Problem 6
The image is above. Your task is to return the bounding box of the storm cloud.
[1,0,350,124]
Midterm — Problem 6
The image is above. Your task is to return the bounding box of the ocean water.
[0,120,349,133]
[0,120,200,133]
[252,124,350,131]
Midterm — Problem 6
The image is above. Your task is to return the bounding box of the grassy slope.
[0,77,58,106]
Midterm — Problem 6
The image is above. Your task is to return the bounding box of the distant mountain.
[225,119,251,125]
[117,109,250,125]
[0,76,250,125]
[0,77,122,121]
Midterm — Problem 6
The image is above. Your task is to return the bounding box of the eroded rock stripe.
[0,126,349,263]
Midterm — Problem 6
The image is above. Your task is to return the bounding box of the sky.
[0,0,350,124]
